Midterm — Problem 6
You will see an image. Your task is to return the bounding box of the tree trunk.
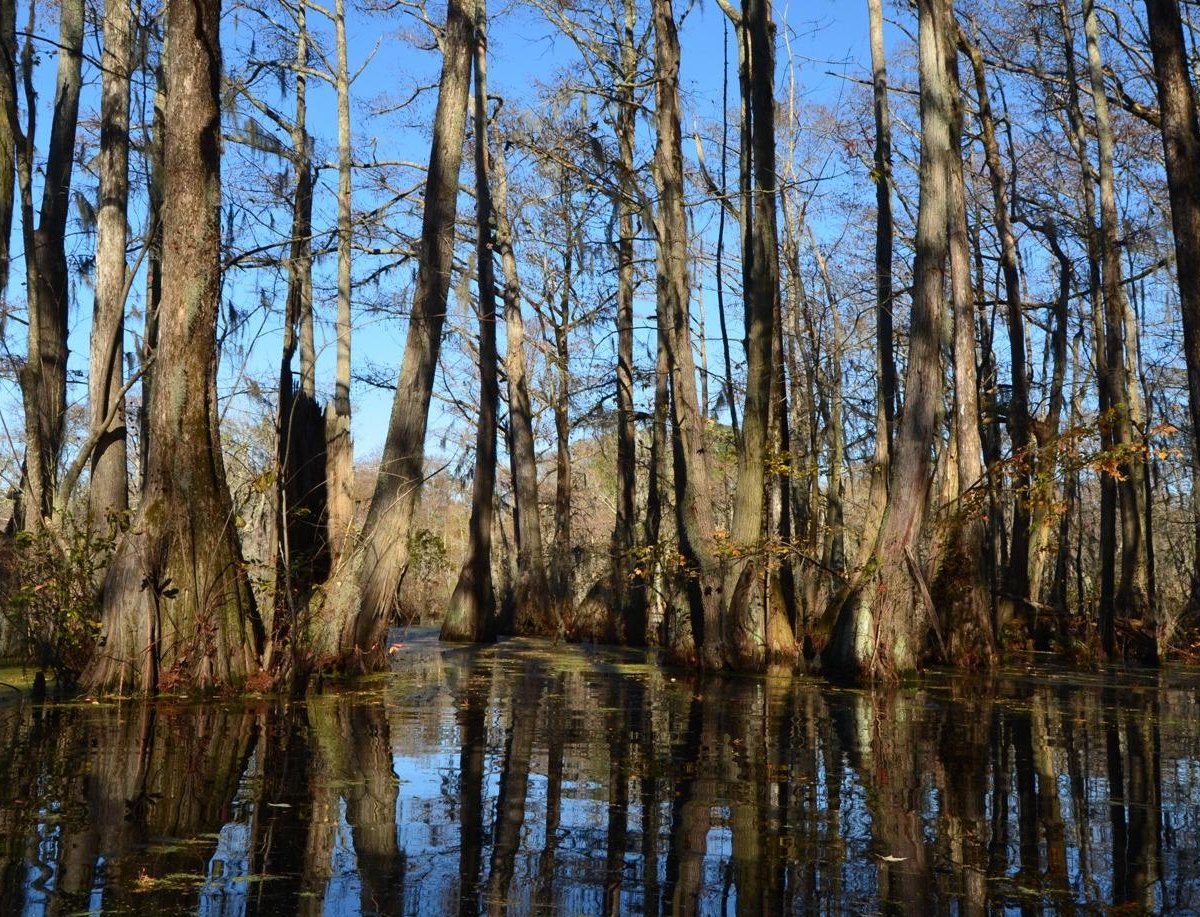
[941,19,993,664]
[1144,0,1200,637]
[823,0,951,682]
[610,0,645,643]
[87,0,133,531]
[868,0,897,455]
[1056,0,1117,654]
[653,0,723,668]
[21,0,83,523]
[272,0,328,679]
[321,0,473,666]
[549,194,574,631]
[325,0,354,565]
[139,47,167,489]
[1083,0,1155,660]
[84,0,264,693]
[961,34,1034,626]
[492,137,553,637]
[0,0,13,297]
[724,0,782,672]
[442,3,498,644]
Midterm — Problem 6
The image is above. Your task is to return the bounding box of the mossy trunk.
[85,0,263,694]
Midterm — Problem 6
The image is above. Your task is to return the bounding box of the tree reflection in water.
[0,632,1196,914]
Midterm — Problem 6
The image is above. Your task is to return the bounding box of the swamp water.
[0,630,1198,915]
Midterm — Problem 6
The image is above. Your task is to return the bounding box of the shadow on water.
[0,630,1197,914]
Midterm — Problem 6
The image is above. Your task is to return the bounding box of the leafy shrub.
[0,517,121,688]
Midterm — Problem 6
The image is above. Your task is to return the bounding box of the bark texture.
[653,0,723,667]
[1144,0,1200,635]
[88,0,133,531]
[442,1,498,643]
[824,0,951,681]
[493,137,554,636]
[21,0,83,523]
[84,0,264,693]
[1083,0,1155,659]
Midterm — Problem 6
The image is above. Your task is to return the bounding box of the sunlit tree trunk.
[961,34,1033,627]
[325,0,354,565]
[653,0,723,667]
[868,0,897,456]
[940,18,993,664]
[20,0,82,524]
[139,48,167,488]
[322,0,473,665]
[443,2,498,643]
[723,0,785,672]
[493,138,553,636]
[84,0,264,693]
[824,0,951,681]
[88,0,133,531]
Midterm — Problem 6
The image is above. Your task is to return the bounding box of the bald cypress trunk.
[442,0,498,643]
[272,6,328,683]
[88,0,133,532]
[493,138,553,637]
[325,0,354,566]
[611,0,644,643]
[1083,0,1155,660]
[824,0,951,681]
[652,0,723,667]
[724,0,784,672]
[318,0,473,666]
[85,0,264,693]
[0,0,13,297]
[941,18,994,665]
[1144,0,1200,636]
[19,0,82,524]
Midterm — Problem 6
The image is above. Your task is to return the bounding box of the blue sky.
[0,0,892,489]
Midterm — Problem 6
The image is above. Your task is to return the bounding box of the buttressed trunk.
[652,0,723,667]
[442,0,498,644]
[725,0,786,671]
[84,0,263,694]
[823,0,951,682]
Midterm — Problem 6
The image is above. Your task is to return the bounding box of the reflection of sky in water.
[323,796,362,917]
[1,640,1199,915]
[21,816,60,917]
[199,820,251,917]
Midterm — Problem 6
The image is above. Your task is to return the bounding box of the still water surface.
[0,630,1197,915]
